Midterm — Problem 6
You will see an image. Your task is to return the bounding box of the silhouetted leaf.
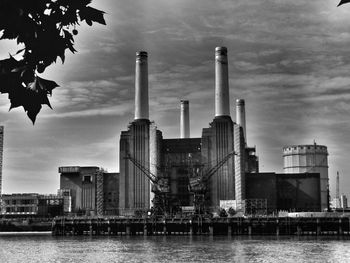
[0,0,106,123]
[338,0,350,6]
[34,76,59,95]
[79,6,106,26]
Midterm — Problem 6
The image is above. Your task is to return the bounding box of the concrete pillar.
[180,100,190,138]
[89,224,93,236]
[135,51,149,120]
[209,225,214,236]
[297,226,302,236]
[248,225,252,236]
[238,219,242,235]
[126,225,131,236]
[144,224,148,236]
[107,221,111,235]
[317,225,321,236]
[215,47,230,117]
[339,219,343,235]
[163,220,167,235]
[62,219,66,236]
[316,219,321,236]
[236,99,246,144]
[228,225,232,236]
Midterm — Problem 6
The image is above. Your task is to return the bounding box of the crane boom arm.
[188,151,237,192]
[204,151,236,182]
[124,154,158,184]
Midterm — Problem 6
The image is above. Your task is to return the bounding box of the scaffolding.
[96,170,104,216]
[243,199,267,216]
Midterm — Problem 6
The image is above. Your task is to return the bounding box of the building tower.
[119,51,154,213]
[336,171,340,200]
[283,143,329,211]
[234,100,246,209]
[180,100,190,138]
[236,99,246,144]
[0,126,3,196]
[340,194,348,209]
[202,47,235,208]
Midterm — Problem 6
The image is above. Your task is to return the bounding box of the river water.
[0,233,349,263]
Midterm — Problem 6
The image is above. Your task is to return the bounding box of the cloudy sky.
[0,0,349,198]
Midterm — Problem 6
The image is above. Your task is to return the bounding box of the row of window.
[3,199,36,205]
[284,146,326,151]
[4,207,37,213]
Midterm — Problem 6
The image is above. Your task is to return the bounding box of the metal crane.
[188,151,237,214]
[124,154,170,215]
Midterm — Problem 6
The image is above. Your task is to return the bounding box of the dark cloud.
[0,0,349,197]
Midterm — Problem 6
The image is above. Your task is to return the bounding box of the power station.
[116,47,324,216]
[119,47,246,214]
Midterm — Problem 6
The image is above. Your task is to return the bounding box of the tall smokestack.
[180,100,190,138]
[134,51,149,120]
[236,99,247,143]
[336,171,340,199]
[215,47,230,117]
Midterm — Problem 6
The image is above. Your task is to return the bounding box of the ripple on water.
[0,235,350,263]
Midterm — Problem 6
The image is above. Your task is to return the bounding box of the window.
[83,175,92,183]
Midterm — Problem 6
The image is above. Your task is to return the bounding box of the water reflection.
[0,235,349,263]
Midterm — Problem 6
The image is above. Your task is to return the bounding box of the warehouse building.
[58,166,119,215]
[1,193,64,217]
[245,173,321,214]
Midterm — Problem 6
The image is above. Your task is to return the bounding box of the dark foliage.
[218,208,228,218]
[0,0,105,123]
[227,207,236,216]
[338,0,350,6]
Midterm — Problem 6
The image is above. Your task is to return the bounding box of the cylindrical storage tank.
[283,144,328,211]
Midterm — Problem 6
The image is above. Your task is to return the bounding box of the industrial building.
[331,171,348,210]
[118,47,320,215]
[58,166,119,215]
[0,126,4,196]
[283,144,329,210]
[245,173,321,214]
[1,193,64,217]
[118,47,253,213]
[56,47,325,217]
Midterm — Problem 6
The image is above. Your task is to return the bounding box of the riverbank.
[0,219,51,232]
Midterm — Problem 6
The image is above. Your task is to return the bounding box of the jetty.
[51,216,350,236]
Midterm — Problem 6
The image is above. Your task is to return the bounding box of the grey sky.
[0,0,349,198]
